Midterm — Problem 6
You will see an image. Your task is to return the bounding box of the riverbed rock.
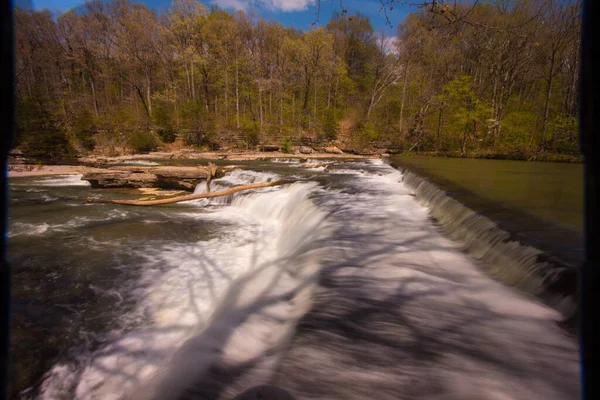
[81,166,222,190]
[294,146,315,154]
[260,145,281,152]
[82,171,158,188]
[324,146,343,154]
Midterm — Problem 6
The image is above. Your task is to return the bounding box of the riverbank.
[398,150,583,163]
[77,149,375,164]
[7,165,84,177]
[7,150,377,178]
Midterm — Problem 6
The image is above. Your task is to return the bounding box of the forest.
[13,0,582,160]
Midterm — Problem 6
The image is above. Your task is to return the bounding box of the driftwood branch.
[85,180,295,206]
[206,162,218,193]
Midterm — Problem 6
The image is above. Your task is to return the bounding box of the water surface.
[390,156,583,232]
[8,159,579,399]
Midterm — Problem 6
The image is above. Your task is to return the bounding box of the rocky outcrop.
[260,145,281,152]
[341,148,378,156]
[82,166,223,190]
[82,170,158,188]
[294,146,315,154]
[324,146,343,155]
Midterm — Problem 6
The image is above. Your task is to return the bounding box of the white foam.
[39,182,329,400]
[270,158,301,164]
[34,160,579,400]
[189,169,281,206]
[34,175,91,187]
[9,209,130,238]
[121,160,160,166]
[8,222,50,237]
[218,169,279,185]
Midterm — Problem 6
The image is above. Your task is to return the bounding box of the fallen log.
[85,179,295,206]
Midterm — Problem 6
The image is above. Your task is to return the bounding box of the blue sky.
[29,0,416,35]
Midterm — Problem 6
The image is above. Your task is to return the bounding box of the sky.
[27,0,417,35]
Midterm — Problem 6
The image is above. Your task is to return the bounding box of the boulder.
[260,145,281,152]
[82,171,158,189]
[82,166,220,191]
[153,167,210,191]
[324,146,343,155]
[298,146,315,154]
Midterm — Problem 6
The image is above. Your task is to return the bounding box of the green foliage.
[16,98,77,161]
[549,114,579,153]
[501,111,537,149]
[435,75,491,151]
[73,110,96,151]
[157,126,176,143]
[15,97,42,148]
[239,117,259,147]
[281,137,293,153]
[183,117,218,149]
[321,109,339,141]
[128,131,158,153]
[13,1,581,158]
[21,120,77,161]
[354,120,378,146]
[153,102,176,143]
[178,101,204,130]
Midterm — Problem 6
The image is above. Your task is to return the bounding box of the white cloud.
[261,0,315,12]
[374,33,399,55]
[212,0,315,12]
[211,0,248,11]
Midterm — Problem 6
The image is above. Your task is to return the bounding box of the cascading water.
[8,160,579,400]
[36,172,330,400]
[399,168,578,320]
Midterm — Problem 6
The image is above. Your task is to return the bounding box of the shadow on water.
[84,196,577,400]
[8,162,580,400]
[272,219,579,400]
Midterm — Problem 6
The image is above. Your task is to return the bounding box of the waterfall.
[399,168,577,320]
[39,180,330,400]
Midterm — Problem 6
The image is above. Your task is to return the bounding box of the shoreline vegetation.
[397,150,584,163]
[6,150,374,179]
[7,147,583,179]
[13,1,581,168]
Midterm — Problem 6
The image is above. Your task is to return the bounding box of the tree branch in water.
[85,180,296,206]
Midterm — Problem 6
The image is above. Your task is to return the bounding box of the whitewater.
[10,159,578,399]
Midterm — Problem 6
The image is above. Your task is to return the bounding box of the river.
[7,158,579,399]
[390,156,584,269]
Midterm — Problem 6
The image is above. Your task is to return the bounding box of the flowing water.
[7,159,580,399]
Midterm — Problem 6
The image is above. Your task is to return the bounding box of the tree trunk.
[437,107,443,150]
[146,70,152,119]
[89,73,99,117]
[303,66,311,113]
[258,85,263,130]
[134,83,151,118]
[280,89,283,134]
[540,53,555,151]
[235,51,240,129]
[86,180,295,206]
[399,63,409,134]
[461,122,469,153]
[314,77,318,122]
[191,62,196,101]
[334,75,339,110]
[225,66,229,123]
[202,67,210,113]
[327,79,332,110]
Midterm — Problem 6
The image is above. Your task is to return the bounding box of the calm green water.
[391,156,583,232]
[389,156,584,268]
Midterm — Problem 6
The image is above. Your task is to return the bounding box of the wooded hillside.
[14,0,581,158]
